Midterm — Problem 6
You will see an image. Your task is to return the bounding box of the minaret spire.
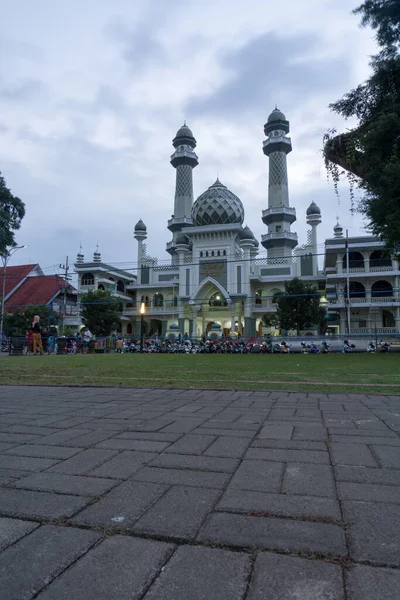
[261,107,298,258]
[167,123,199,260]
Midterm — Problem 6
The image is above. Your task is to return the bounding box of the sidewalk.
[0,386,399,599]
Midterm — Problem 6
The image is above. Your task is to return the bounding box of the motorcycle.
[280,341,290,354]
[300,342,311,354]
[343,340,356,354]
[378,340,390,353]
[367,341,376,353]
[320,341,331,354]
[310,342,319,354]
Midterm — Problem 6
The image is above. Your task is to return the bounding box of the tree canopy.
[80,289,122,336]
[4,306,58,335]
[263,278,326,335]
[0,171,26,256]
[324,0,400,250]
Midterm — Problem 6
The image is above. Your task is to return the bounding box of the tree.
[80,289,122,336]
[0,171,25,255]
[5,306,58,335]
[262,278,326,335]
[323,1,400,250]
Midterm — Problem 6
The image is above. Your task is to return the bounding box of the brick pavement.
[0,386,399,599]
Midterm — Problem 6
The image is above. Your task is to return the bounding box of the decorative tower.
[261,108,298,259]
[93,245,101,263]
[306,202,322,276]
[76,245,84,265]
[167,123,198,259]
[333,219,344,238]
[134,219,147,266]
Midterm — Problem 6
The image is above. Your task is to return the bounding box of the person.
[31,315,44,355]
[83,327,92,354]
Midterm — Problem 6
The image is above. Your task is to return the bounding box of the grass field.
[0,353,399,393]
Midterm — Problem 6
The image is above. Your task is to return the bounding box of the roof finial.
[184,119,186,126]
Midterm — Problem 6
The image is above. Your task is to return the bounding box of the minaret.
[333,218,344,238]
[167,124,198,259]
[93,245,101,263]
[306,202,322,276]
[261,108,298,258]
[134,219,147,266]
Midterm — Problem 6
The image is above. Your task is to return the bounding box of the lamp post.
[140,302,145,353]
[0,245,27,342]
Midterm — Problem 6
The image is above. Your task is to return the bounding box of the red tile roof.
[0,264,39,300]
[5,276,77,313]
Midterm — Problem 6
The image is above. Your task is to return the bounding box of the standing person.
[31,315,44,355]
[83,326,92,354]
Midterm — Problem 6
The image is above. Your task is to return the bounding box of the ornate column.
[192,305,200,338]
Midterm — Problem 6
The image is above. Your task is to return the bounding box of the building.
[1,263,78,328]
[74,108,400,338]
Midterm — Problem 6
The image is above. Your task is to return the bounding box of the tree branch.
[323,131,370,182]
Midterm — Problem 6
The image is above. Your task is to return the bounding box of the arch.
[370,250,392,268]
[141,295,150,307]
[108,277,115,282]
[209,292,228,307]
[344,281,366,298]
[191,276,230,304]
[342,251,364,270]
[117,280,125,292]
[81,272,94,285]
[98,284,105,291]
[382,309,395,328]
[270,287,282,303]
[371,280,393,297]
[127,323,133,334]
[255,289,263,305]
[153,293,164,307]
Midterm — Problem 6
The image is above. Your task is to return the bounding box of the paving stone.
[346,564,400,600]
[330,443,378,466]
[197,513,346,555]
[228,460,284,493]
[201,420,260,431]
[203,436,251,458]
[160,419,206,433]
[134,486,220,539]
[257,424,294,439]
[132,466,231,489]
[36,535,173,600]
[247,552,344,600]
[0,454,59,471]
[343,500,400,565]
[37,429,92,445]
[0,432,42,443]
[251,439,327,451]
[195,427,256,438]
[245,447,330,464]
[144,545,251,600]
[45,448,117,475]
[338,481,400,504]
[71,480,168,528]
[11,472,118,496]
[89,451,157,479]
[0,525,100,600]
[127,418,175,432]
[164,434,216,455]
[335,465,400,486]
[2,425,62,436]
[292,427,328,441]
[282,464,336,497]
[3,444,81,459]
[0,442,18,452]
[150,453,239,473]
[217,489,341,520]
[330,435,400,446]
[60,429,115,447]
[96,438,172,452]
[0,486,91,520]
[117,431,182,442]
[371,444,400,468]
[0,517,39,552]
[0,468,32,483]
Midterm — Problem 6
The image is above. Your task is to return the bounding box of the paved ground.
[0,387,398,599]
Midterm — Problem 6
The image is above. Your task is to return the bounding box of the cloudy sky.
[0,0,377,276]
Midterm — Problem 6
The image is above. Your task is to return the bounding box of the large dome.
[267,107,286,122]
[192,179,245,227]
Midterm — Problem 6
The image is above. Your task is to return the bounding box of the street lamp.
[140,302,145,353]
[0,245,28,342]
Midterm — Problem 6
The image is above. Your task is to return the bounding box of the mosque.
[74,108,400,338]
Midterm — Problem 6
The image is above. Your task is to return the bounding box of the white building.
[74,108,400,338]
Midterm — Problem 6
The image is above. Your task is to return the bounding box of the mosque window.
[98,284,105,291]
[153,293,164,307]
[217,250,221,256]
[141,295,150,307]
[255,290,262,305]
[211,251,215,257]
[206,251,209,257]
[127,323,132,334]
[117,280,125,292]
[275,225,282,232]
[223,250,226,256]
[81,273,94,286]
[200,251,203,257]
[209,292,228,307]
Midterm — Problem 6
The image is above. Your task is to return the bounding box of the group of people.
[22,317,93,355]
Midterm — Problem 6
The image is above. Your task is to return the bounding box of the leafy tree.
[5,306,58,335]
[262,278,326,335]
[80,289,121,336]
[0,171,26,255]
[323,0,400,250]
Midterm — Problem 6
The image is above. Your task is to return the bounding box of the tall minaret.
[306,202,322,276]
[261,108,298,259]
[167,124,198,259]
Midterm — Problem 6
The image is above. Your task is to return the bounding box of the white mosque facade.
[74,109,400,338]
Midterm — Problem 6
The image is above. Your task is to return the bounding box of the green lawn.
[0,353,399,393]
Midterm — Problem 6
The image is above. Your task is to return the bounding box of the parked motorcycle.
[367,341,376,353]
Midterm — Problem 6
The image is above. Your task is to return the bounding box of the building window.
[117,280,124,292]
[275,226,282,232]
[127,323,132,334]
[81,272,94,285]
[371,280,393,297]
[343,251,364,270]
[255,289,262,305]
[209,292,228,307]
[370,250,392,268]
[98,284,105,291]
[223,250,226,256]
[141,295,150,307]
[200,251,203,258]
[344,282,366,298]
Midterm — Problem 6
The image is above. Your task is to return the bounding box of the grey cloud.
[186,32,348,119]
[0,79,44,103]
